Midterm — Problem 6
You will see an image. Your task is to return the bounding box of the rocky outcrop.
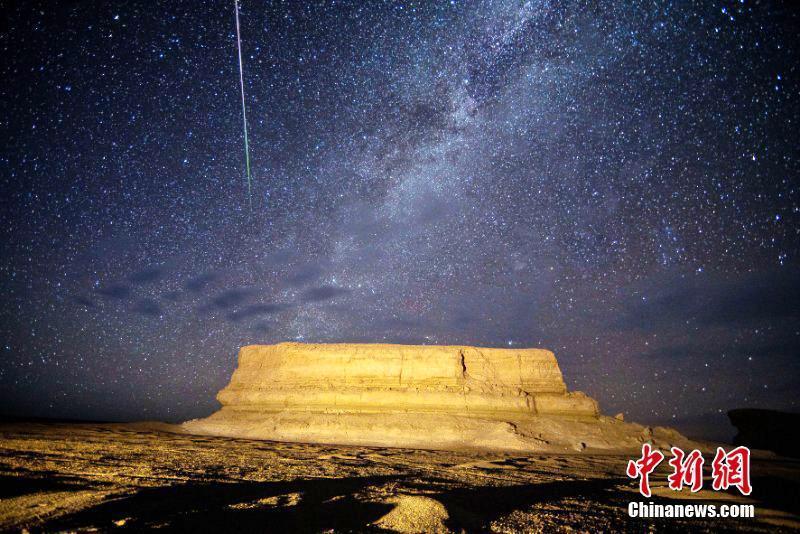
[729,408,800,458]
[184,342,697,452]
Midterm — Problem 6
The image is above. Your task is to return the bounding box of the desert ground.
[1,422,798,533]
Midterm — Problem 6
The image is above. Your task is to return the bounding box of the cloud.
[227,303,287,322]
[301,285,351,303]
[184,272,218,293]
[285,262,325,287]
[614,269,800,331]
[250,323,271,334]
[162,290,181,302]
[71,295,97,308]
[95,284,131,300]
[208,288,254,309]
[640,336,793,361]
[128,266,164,284]
[131,298,162,317]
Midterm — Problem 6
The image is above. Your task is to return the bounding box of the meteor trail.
[234,0,252,213]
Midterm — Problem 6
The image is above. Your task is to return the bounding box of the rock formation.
[729,408,800,458]
[184,342,697,452]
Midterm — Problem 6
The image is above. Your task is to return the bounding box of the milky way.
[2,1,798,440]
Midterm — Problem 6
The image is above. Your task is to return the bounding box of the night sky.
[2,1,798,441]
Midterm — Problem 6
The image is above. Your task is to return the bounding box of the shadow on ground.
[430,477,626,531]
[46,476,397,532]
[24,466,800,532]
[41,475,635,532]
[0,472,91,499]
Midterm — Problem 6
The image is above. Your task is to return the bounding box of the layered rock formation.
[184,342,696,452]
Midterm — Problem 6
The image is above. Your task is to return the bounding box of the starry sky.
[2,0,798,441]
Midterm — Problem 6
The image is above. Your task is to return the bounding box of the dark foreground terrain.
[0,422,798,532]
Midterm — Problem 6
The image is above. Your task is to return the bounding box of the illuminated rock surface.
[184,342,696,452]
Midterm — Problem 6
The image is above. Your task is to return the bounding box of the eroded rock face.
[184,342,696,452]
[213,343,598,417]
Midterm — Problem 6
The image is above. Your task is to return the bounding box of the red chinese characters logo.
[626,443,664,497]
[711,446,752,496]
[627,444,752,497]
[667,446,704,492]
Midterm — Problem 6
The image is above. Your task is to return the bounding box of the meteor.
[234,0,252,213]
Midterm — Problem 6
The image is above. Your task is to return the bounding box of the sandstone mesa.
[184,342,696,452]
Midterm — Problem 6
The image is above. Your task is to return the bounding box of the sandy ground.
[0,422,798,532]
